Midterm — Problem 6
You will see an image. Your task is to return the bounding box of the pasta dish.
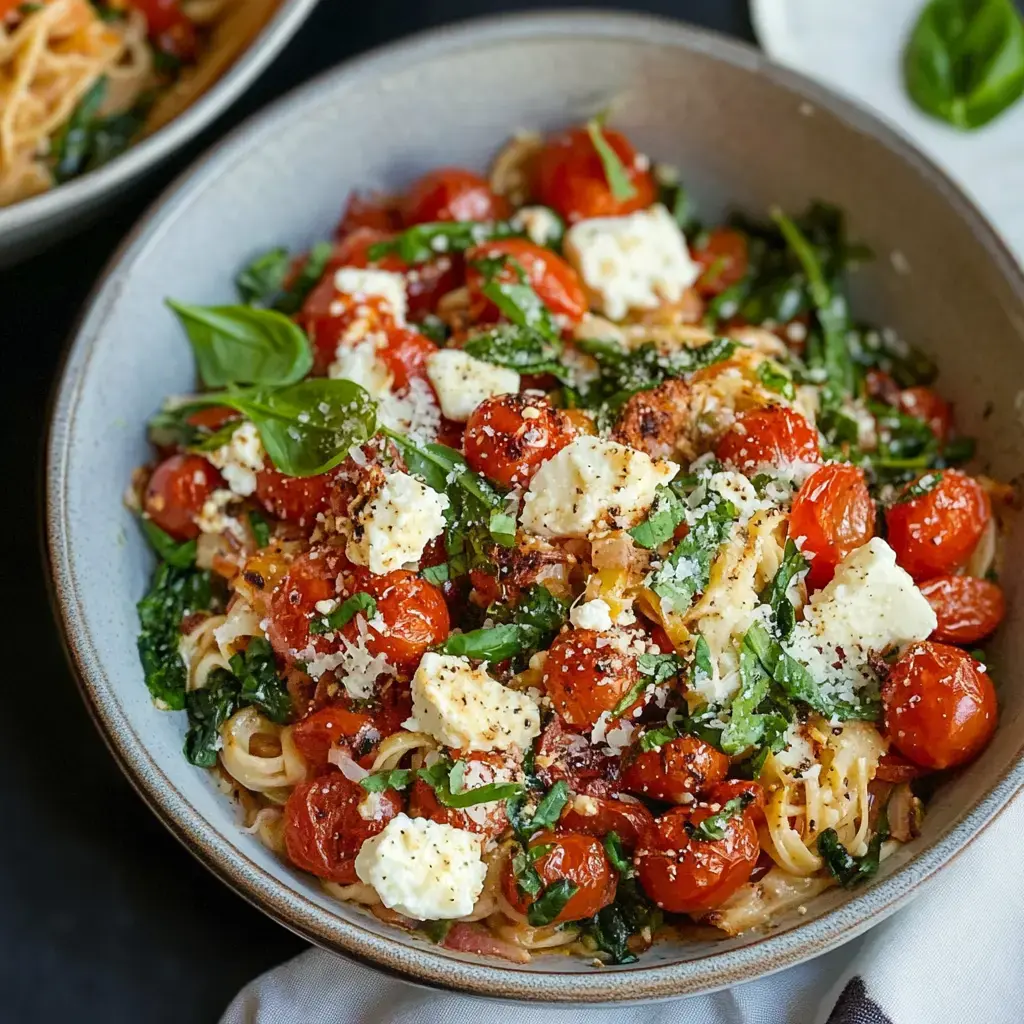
[0,0,280,206]
[128,122,1010,964]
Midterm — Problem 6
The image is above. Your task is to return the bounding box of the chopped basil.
[247,510,271,548]
[585,120,637,202]
[140,518,197,568]
[628,484,686,550]
[438,623,532,661]
[308,592,377,635]
[413,314,449,346]
[638,722,679,752]
[893,471,944,503]
[415,758,522,808]
[463,324,565,377]
[471,255,560,343]
[818,803,889,887]
[419,919,453,944]
[689,793,753,842]
[359,769,412,793]
[603,832,633,877]
[367,221,520,264]
[759,539,809,640]
[526,878,579,927]
[183,669,239,768]
[756,358,796,400]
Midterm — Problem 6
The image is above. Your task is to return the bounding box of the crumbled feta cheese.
[328,335,393,396]
[520,435,677,538]
[355,813,486,919]
[425,349,520,422]
[404,652,541,752]
[206,422,265,497]
[569,598,614,632]
[346,472,449,574]
[334,267,407,325]
[511,205,562,246]
[196,488,244,540]
[564,204,700,320]
[786,538,937,706]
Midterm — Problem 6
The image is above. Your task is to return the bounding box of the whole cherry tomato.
[534,126,656,222]
[290,704,377,767]
[634,793,760,914]
[692,229,749,298]
[265,547,350,660]
[882,641,997,770]
[899,386,952,443]
[132,0,197,60]
[465,238,587,323]
[621,735,729,804]
[401,167,509,225]
[885,471,991,581]
[377,327,438,391]
[409,750,516,838]
[501,830,616,923]
[789,463,875,591]
[255,466,338,528]
[144,454,224,541]
[542,629,642,731]
[559,795,654,849]
[464,393,575,488]
[284,774,402,883]
[715,407,820,472]
[919,575,1006,645]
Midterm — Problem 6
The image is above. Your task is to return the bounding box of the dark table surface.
[3,3,754,1021]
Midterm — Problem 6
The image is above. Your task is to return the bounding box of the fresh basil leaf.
[359,769,413,793]
[637,651,686,686]
[893,471,944,504]
[756,358,796,400]
[817,802,889,888]
[309,592,377,635]
[368,221,520,264]
[529,780,571,833]
[419,919,453,944]
[274,243,333,315]
[603,832,633,877]
[472,255,560,343]
[586,120,637,202]
[628,484,686,550]
[759,539,809,640]
[248,510,271,548]
[140,518,197,568]
[184,668,239,767]
[689,793,753,842]
[527,878,579,927]
[415,758,522,808]
[137,563,213,711]
[228,636,291,724]
[463,324,565,377]
[720,641,772,755]
[488,510,517,548]
[904,0,1024,130]
[638,722,679,752]
[421,563,450,586]
[166,300,313,388]
[236,248,290,305]
[438,623,532,662]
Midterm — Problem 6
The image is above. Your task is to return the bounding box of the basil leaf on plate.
[308,592,377,635]
[527,878,579,927]
[368,221,519,264]
[359,769,413,793]
[586,119,637,202]
[236,248,291,305]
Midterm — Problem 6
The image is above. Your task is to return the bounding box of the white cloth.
[224,797,1024,1023]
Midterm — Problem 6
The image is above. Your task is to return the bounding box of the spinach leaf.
[137,564,212,711]
[527,878,580,927]
[463,324,565,377]
[586,120,637,202]
[308,592,377,635]
[628,484,686,550]
[415,758,522,808]
[359,769,413,793]
[183,669,239,767]
[759,539,809,640]
[236,248,290,305]
[228,636,291,724]
[275,243,333,315]
[817,803,889,887]
[140,518,197,568]
[166,300,313,388]
[472,255,560,342]
[368,221,519,264]
[904,0,1024,130]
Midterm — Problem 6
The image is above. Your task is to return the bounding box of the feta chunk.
[333,267,407,325]
[346,472,449,574]
[328,336,392,396]
[355,813,486,920]
[564,204,700,320]
[520,435,677,538]
[786,538,937,707]
[206,422,265,497]
[510,205,563,247]
[425,349,520,422]
[569,598,613,632]
[404,652,541,752]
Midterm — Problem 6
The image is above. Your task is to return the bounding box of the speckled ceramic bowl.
[0,0,319,267]
[46,11,1024,1003]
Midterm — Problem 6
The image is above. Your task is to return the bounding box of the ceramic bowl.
[0,0,319,267]
[45,11,1024,1003]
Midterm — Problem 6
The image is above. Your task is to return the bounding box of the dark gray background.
[3,3,752,1021]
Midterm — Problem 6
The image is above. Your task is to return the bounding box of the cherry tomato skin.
[502,830,616,923]
[715,407,821,472]
[789,464,876,591]
[133,0,197,60]
[885,471,991,581]
[265,548,350,660]
[465,238,588,323]
[559,795,654,849]
[377,327,438,391]
[284,774,402,884]
[401,167,509,225]
[693,229,749,298]
[534,127,656,223]
[899,386,952,443]
[254,466,337,528]
[620,736,729,804]
[634,803,760,914]
[291,705,376,768]
[409,750,513,838]
[464,394,575,488]
[704,779,767,827]
[882,641,997,770]
[542,629,642,731]
[875,751,931,784]
[144,454,224,541]
[337,192,402,235]
[185,405,238,432]
[302,278,398,376]
[344,570,450,674]
[918,575,1006,645]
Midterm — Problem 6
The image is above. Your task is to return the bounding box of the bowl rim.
[0,0,320,239]
[45,8,1024,1003]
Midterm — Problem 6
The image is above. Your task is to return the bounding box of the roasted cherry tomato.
[284,774,402,884]
[898,386,953,443]
[465,238,587,323]
[343,569,450,674]
[409,750,515,838]
[919,575,1006,645]
[692,228,749,298]
[885,471,991,581]
[464,393,575,488]
[302,281,399,376]
[255,466,338,528]
[337,192,402,235]
[789,463,875,591]
[144,454,224,541]
[559,794,654,849]
[534,126,656,222]
[882,641,997,770]
[621,735,729,804]
[715,407,820,472]
[501,830,616,924]
[185,405,238,432]
[634,796,760,914]
[533,716,621,800]
[542,629,642,731]
[132,0,197,61]
[290,705,377,768]
[401,167,508,225]
[705,779,766,826]
[377,327,438,391]
[265,547,350,660]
